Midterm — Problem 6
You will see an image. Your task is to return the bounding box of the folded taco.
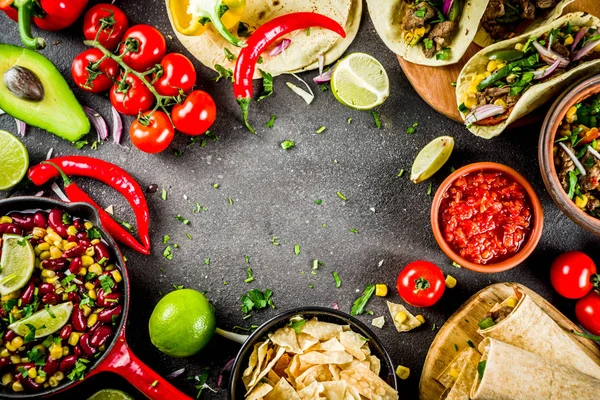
[366,0,489,66]
[457,12,600,139]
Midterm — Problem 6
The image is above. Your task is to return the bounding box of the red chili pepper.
[0,0,88,50]
[28,157,151,254]
[233,12,346,133]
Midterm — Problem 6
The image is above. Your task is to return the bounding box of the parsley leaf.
[288,317,306,334]
[240,289,275,314]
[257,69,273,102]
[351,284,375,316]
[281,140,295,150]
[332,271,341,288]
[265,114,277,128]
[224,47,236,61]
[213,64,234,82]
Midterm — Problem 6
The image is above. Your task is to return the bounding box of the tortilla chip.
[345,384,362,400]
[339,331,368,361]
[329,364,342,381]
[387,301,422,332]
[297,332,320,351]
[246,340,271,389]
[302,318,344,341]
[321,381,348,400]
[436,348,472,388]
[297,380,323,399]
[243,342,261,377]
[442,348,480,400]
[368,355,381,375]
[361,345,371,358]
[247,346,286,392]
[246,382,273,400]
[299,351,354,365]
[310,337,346,352]
[273,353,292,378]
[264,378,302,400]
[296,364,334,387]
[270,326,303,354]
[340,364,399,400]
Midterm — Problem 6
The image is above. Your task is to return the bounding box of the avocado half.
[0,44,90,142]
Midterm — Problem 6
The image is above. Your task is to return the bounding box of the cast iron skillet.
[0,197,190,399]
[227,307,398,399]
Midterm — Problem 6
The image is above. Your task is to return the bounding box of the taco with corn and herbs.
[366,0,490,66]
[457,12,600,139]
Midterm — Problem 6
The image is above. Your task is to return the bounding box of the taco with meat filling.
[457,12,600,139]
[366,0,490,66]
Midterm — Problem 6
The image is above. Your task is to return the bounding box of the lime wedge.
[88,389,134,400]
[331,53,390,110]
[0,234,35,295]
[411,136,455,183]
[0,130,29,190]
[8,302,73,339]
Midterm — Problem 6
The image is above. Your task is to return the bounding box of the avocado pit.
[4,65,45,102]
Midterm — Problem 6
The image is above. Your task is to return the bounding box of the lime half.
[0,234,35,295]
[88,389,134,400]
[0,130,29,190]
[331,53,390,110]
[9,302,73,339]
[411,136,455,183]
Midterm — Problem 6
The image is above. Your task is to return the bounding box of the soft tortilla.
[166,0,362,78]
[471,338,600,400]
[366,0,489,66]
[478,291,600,379]
[439,348,480,400]
[456,12,600,139]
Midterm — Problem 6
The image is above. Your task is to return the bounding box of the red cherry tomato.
[576,291,600,336]
[153,53,197,97]
[71,48,120,93]
[83,4,129,50]
[110,74,154,116]
[119,24,166,72]
[550,251,597,299]
[172,90,216,136]
[34,0,88,32]
[396,260,445,308]
[130,111,174,153]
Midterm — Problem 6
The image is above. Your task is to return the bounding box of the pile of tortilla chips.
[242,317,399,400]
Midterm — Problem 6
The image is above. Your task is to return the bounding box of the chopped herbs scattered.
[332,272,341,288]
[351,284,375,316]
[406,122,419,134]
[257,69,274,102]
[175,215,190,225]
[288,318,306,333]
[316,126,326,134]
[66,359,89,381]
[163,245,173,260]
[245,268,254,283]
[398,169,405,177]
[163,235,171,244]
[271,236,280,246]
[73,140,88,149]
[161,189,168,201]
[213,183,219,189]
[453,343,459,352]
[281,140,295,150]
[190,369,216,398]
[214,64,234,82]
[349,228,359,233]
[265,114,277,128]
[241,289,275,314]
[372,111,381,129]
[244,255,249,263]
[347,117,353,124]
[314,199,323,205]
[337,191,347,201]
[427,182,433,196]
[294,244,301,255]
[204,258,210,265]
[436,48,451,61]
[99,274,115,294]
[452,262,462,268]
[223,47,236,61]
[187,233,193,240]
[228,197,233,205]
[308,284,314,289]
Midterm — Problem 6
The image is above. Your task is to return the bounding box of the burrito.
[166,0,362,78]
[457,12,600,139]
[366,0,489,66]
[477,290,600,379]
[437,348,481,400]
[471,338,600,400]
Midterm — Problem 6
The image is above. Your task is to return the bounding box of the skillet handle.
[89,330,191,399]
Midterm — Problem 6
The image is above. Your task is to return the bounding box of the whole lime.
[149,289,216,357]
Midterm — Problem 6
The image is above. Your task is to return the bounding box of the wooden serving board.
[399,0,598,123]
[418,282,600,400]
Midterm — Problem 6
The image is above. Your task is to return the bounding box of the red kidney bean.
[0,357,10,369]
[79,238,92,248]
[76,231,88,240]
[68,257,83,275]
[16,362,35,373]
[33,211,47,228]
[42,355,58,375]
[8,213,35,230]
[62,245,87,258]
[38,282,55,296]
[19,282,35,306]
[71,305,87,332]
[41,258,68,271]
[67,292,81,303]
[90,325,112,347]
[67,235,78,243]
[4,330,16,342]
[42,293,60,305]
[21,377,42,391]
[88,321,101,336]
[59,355,78,372]
[59,324,73,340]
[98,305,123,323]
[73,218,84,231]
[93,242,110,261]
[97,289,122,308]
[79,333,97,356]
[73,345,82,357]
[0,223,23,235]
[48,208,68,238]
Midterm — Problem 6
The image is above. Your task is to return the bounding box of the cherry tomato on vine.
[172,90,216,136]
[130,111,174,153]
[576,291,600,336]
[119,24,166,72]
[33,0,88,32]
[110,74,154,116]
[396,260,445,308]
[550,251,597,299]
[72,48,120,93]
[83,4,129,50]
[153,53,197,97]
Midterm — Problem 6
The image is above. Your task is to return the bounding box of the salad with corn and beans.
[555,92,600,216]
[0,208,123,392]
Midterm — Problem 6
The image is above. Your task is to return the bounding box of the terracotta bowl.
[431,162,544,273]
[539,74,600,236]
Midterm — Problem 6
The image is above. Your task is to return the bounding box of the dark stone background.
[1,1,598,398]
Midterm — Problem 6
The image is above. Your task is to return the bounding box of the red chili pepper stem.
[41,161,72,186]
[14,0,46,50]
[233,12,346,133]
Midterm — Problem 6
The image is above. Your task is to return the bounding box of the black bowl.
[228,307,397,399]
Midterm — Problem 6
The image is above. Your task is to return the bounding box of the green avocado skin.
[0,44,90,142]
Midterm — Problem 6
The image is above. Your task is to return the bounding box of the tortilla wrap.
[478,292,600,379]
[473,0,574,47]
[436,347,479,389]
[471,338,600,400]
[439,348,480,400]
[366,0,489,66]
[166,0,362,78]
[457,12,600,139]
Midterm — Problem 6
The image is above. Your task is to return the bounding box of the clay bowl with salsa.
[431,162,544,273]
[539,74,600,236]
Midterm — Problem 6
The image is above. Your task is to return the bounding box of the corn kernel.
[84,222,93,230]
[576,195,589,209]
[507,297,518,307]
[11,337,23,349]
[564,34,574,46]
[63,242,78,251]
[49,344,63,360]
[403,31,414,44]
[46,231,62,243]
[10,355,21,364]
[494,98,507,107]
[375,284,388,297]
[41,269,56,278]
[90,239,100,245]
[78,267,87,276]
[88,289,97,300]
[66,226,78,236]
[62,346,69,357]
[54,371,64,381]
[0,348,10,358]
[105,264,115,271]
[45,277,58,284]
[465,95,478,110]
[5,343,16,352]
[68,332,82,346]
[514,43,524,51]
[62,293,69,301]
[0,216,12,224]
[395,365,410,380]
[53,240,63,250]
[35,375,46,384]
[468,85,478,94]
[81,255,94,267]
[49,246,63,259]
[445,275,457,289]
[12,381,24,392]
[395,312,408,325]
[2,372,14,386]
[48,377,58,388]
[87,313,98,327]
[34,247,42,256]
[85,247,95,257]
[82,305,92,317]
[39,251,51,261]
[566,106,578,123]
[486,60,497,72]
[416,315,426,324]
[84,282,95,291]
[414,27,426,37]
[27,367,37,379]
[88,263,103,275]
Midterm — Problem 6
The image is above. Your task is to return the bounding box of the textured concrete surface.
[1,1,599,398]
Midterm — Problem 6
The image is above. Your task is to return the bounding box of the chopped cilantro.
[87,227,102,240]
[161,189,168,201]
[351,284,375,316]
[265,114,277,128]
[372,111,381,128]
[271,236,280,246]
[163,245,173,260]
[347,117,352,124]
[257,69,273,102]
[423,38,433,50]
[190,369,216,398]
[288,317,306,333]
[73,140,88,149]
[316,126,326,134]
[245,268,254,283]
[336,191,347,201]
[427,182,433,196]
[175,215,190,225]
[308,283,314,289]
[314,199,322,205]
[204,258,210,265]
[398,169,405,177]
[244,255,249,263]
[213,64,234,82]
[163,235,171,244]
[240,289,275,314]
[349,228,359,233]
[173,284,184,290]
[99,274,115,294]
[213,183,219,189]
[294,244,300,255]
[332,272,341,288]
[281,140,295,150]
[67,359,89,381]
[223,47,236,61]
[435,48,451,60]
[406,122,419,134]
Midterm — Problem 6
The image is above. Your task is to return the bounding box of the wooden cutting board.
[398,0,599,123]
[418,282,600,400]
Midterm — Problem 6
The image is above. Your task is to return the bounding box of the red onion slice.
[33,190,44,197]
[314,68,333,84]
[443,0,454,17]
[571,27,589,52]
[166,368,186,380]
[84,106,108,141]
[15,119,26,137]
[587,145,600,161]
[50,182,70,202]
[111,106,123,144]
[572,38,600,61]
[464,104,506,126]
[558,142,586,176]
[268,38,291,57]
[533,59,561,80]
[532,41,570,68]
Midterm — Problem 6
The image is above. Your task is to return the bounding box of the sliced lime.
[8,302,73,339]
[88,389,134,400]
[411,136,455,183]
[331,53,390,110]
[0,130,29,190]
[0,234,35,295]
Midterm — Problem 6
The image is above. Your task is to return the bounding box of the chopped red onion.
[464,104,506,126]
[166,368,186,379]
[217,358,236,387]
[558,142,586,176]
[268,38,291,57]
[571,27,589,52]
[46,148,53,160]
[313,68,333,84]
[50,182,70,202]
[587,146,600,161]
[442,0,454,17]
[534,59,561,80]
[15,119,26,137]
[84,106,109,141]
[34,190,44,197]
[532,41,569,68]
[572,38,600,61]
[111,106,123,144]
[331,302,340,310]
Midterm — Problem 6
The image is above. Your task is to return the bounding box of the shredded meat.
[557,144,575,190]
[518,0,536,19]
[484,0,505,20]
[552,42,571,58]
[580,155,600,192]
[402,2,436,31]
[483,305,513,324]
[587,197,600,212]
[428,21,456,50]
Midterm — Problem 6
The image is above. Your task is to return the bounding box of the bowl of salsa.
[431,162,544,273]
